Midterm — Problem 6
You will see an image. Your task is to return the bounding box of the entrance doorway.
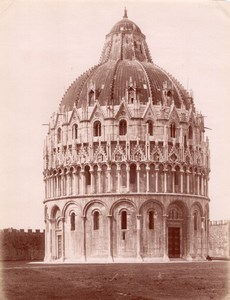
[168,227,180,258]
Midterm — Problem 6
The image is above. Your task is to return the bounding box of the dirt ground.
[0,261,229,300]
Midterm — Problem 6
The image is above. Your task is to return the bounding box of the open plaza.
[1,260,229,299]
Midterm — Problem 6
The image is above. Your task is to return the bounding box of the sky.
[0,0,230,229]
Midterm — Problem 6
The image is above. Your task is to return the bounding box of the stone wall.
[0,228,45,261]
[209,220,230,259]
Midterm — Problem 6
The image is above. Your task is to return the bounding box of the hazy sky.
[0,0,229,229]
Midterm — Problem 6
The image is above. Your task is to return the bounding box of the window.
[85,165,91,185]
[93,121,101,137]
[184,135,187,148]
[188,126,193,139]
[194,212,198,231]
[149,211,154,230]
[93,211,99,230]
[170,123,176,138]
[72,124,78,139]
[57,127,62,143]
[130,164,137,184]
[128,87,134,103]
[70,213,75,231]
[119,120,127,135]
[121,211,127,230]
[169,209,179,220]
[89,90,94,106]
[175,166,180,186]
[146,120,153,136]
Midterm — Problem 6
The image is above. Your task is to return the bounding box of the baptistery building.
[43,10,210,262]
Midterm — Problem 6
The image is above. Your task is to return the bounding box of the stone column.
[146,165,150,192]
[50,177,52,198]
[126,164,130,192]
[44,178,47,199]
[46,177,49,198]
[107,166,111,193]
[61,217,65,261]
[61,174,65,196]
[197,173,200,195]
[80,169,84,195]
[187,171,190,194]
[72,170,77,195]
[137,165,140,193]
[186,215,193,260]
[107,215,113,262]
[172,170,175,193]
[117,164,121,193]
[47,176,50,198]
[81,216,87,262]
[44,219,51,261]
[98,166,101,194]
[163,214,169,261]
[180,170,184,193]
[201,217,205,259]
[203,176,206,197]
[206,177,209,197]
[50,218,56,260]
[66,172,70,196]
[56,174,60,197]
[136,215,142,261]
[201,174,204,196]
[163,168,167,193]
[206,218,210,257]
[155,168,159,193]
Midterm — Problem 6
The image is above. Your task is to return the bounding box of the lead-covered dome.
[110,9,142,34]
[60,9,192,112]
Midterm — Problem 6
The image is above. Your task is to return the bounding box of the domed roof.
[61,60,190,111]
[60,10,192,112]
[110,9,142,35]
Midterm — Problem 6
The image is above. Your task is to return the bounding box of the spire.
[123,7,128,19]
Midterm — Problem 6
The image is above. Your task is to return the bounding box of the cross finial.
[123,7,128,19]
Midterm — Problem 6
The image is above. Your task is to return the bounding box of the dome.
[110,18,142,35]
[61,60,190,111]
[60,9,191,112]
[110,8,142,34]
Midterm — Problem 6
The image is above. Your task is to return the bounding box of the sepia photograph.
[0,0,229,299]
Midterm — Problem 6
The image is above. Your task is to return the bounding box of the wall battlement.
[209,220,230,259]
[2,228,45,234]
[0,228,45,261]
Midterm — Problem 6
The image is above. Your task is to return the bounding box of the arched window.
[93,211,99,230]
[93,121,101,137]
[170,123,176,138]
[72,124,78,139]
[57,127,62,143]
[85,165,91,186]
[119,120,127,135]
[121,211,127,230]
[70,212,75,231]
[146,120,153,136]
[194,211,198,231]
[188,126,193,139]
[149,211,154,230]
[88,90,95,106]
[128,87,134,103]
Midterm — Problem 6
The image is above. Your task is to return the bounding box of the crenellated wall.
[0,229,45,261]
[209,220,230,259]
